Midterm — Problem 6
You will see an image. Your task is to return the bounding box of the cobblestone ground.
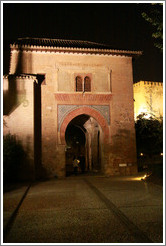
[3,174,163,243]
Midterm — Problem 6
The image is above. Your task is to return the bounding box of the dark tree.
[135,113,163,157]
[142,3,163,52]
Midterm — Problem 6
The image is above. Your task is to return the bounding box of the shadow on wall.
[3,75,27,115]
[3,133,49,183]
[34,75,47,180]
[3,134,34,183]
[3,47,32,115]
[15,47,23,74]
[3,49,46,180]
[3,41,24,75]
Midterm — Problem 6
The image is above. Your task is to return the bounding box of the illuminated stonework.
[3,38,140,179]
[58,105,110,130]
[133,81,163,119]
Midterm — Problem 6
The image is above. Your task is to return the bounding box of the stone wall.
[3,75,36,180]
[134,81,163,119]
[4,48,138,178]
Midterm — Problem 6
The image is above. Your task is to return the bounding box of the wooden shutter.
[84,76,91,92]
[76,76,83,91]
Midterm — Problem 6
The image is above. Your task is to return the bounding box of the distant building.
[133,81,163,120]
[3,38,142,180]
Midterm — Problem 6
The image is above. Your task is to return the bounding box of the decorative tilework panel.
[58,105,110,131]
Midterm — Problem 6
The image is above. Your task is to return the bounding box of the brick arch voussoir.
[60,107,109,144]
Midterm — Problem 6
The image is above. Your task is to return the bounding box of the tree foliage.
[135,113,163,156]
[142,3,163,52]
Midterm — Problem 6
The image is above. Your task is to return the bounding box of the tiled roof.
[11,37,142,56]
[13,38,114,49]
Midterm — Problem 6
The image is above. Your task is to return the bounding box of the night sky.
[3,2,163,82]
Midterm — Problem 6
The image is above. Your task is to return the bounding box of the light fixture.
[141,174,147,181]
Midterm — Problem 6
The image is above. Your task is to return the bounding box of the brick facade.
[3,38,140,179]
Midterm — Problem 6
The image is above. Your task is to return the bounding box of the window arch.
[84,76,91,92]
[76,76,83,91]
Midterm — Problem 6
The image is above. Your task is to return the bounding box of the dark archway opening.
[65,124,86,155]
[65,114,102,176]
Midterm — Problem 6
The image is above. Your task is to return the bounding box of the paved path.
[3,174,163,243]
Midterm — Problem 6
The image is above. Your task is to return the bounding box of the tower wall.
[4,47,138,179]
[134,81,163,119]
[3,75,36,180]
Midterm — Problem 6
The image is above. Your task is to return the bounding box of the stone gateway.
[3,38,142,180]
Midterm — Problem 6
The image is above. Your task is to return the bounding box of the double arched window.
[75,75,91,92]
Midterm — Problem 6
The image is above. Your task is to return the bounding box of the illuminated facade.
[133,81,163,119]
[3,38,141,180]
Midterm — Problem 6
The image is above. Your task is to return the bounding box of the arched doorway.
[59,106,109,177]
[65,114,103,176]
